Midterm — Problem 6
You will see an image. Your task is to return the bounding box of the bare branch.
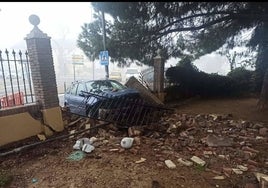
[151,15,232,42]
[157,11,234,33]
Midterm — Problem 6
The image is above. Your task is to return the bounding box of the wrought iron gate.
[0,49,35,109]
[76,91,173,127]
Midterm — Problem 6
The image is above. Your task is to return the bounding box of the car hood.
[102,88,140,98]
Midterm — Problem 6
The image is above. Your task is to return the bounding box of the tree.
[78,2,268,109]
[218,49,256,72]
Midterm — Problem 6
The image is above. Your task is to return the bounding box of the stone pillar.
[153,50,165,102]
[25,15,63,134]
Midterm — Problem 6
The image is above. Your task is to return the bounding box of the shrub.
[227,67,254,94]
[165,64,253,101]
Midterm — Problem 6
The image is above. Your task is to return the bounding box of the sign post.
[99,51,109,66]
[101,11,109,79]
[72,54,84,81]
[99,50,109,79]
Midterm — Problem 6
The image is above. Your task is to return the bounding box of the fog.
[0,2,232,94]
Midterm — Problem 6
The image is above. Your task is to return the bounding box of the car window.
[77,83,86,96]
[110,80,127,90]
[99,80,113,91]
[85,81,95,91]
[70,83,78,95]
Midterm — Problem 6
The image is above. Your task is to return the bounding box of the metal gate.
[0,49,35,109]
[76,91,173,127]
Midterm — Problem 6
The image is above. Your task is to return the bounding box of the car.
[125,68,140,82]
[64,79,141,118]
[109,71,122,82]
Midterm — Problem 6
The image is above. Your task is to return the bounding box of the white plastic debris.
[120,137,134,149]
[82,144,95,153]
[73,140,82,150]
[80,138,92,145]
[73,138,92,150]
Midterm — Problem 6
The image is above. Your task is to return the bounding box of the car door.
[73,82,88,116]
[66,82,87,116]
[64,83,77,112]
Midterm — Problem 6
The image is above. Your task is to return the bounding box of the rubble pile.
[157,114,267,169]
[63,107,268,186]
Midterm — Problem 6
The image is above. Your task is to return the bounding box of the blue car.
[64,79,141,118]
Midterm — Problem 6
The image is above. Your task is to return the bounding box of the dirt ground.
[0,97,267,188]
[174,97,268,123]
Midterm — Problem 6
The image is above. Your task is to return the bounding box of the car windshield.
[126,69,139,74]
[85,80,127,92]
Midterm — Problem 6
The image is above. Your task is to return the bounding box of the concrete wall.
[0,112,43,146]
[0,104,43,146]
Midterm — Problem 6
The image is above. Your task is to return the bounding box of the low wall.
[0,104,43,146]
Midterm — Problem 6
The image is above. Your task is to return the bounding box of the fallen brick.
[254,172,268,182]
[135,157,146,164]
[165,160,176,169]
[242,146,259,153]
[248,159,259,167]
[213,176,225,180]
[222,167,232,177]
[232,168,243,175]
[177,158,193,167]
[237,165,248,172]
[260,176,268,188]
[191,156,206,166]
[259,127,268,136]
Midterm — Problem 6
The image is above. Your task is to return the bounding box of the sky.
[0,2,231,75]
[0,2,92,48]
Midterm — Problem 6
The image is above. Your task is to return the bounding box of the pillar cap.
[154,49,162,59]
[25,14,50,39]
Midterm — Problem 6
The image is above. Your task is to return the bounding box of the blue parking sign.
[99,51,109,66]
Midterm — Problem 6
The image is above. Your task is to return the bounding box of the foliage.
[227,67,255,94]
[165,62,255,101]
[195,164,206,172]
[79,3,267,66]
[78,2,268,104]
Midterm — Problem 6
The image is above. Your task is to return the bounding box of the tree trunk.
[258,68,268,110]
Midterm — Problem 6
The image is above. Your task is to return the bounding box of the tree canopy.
[77,2,268,89]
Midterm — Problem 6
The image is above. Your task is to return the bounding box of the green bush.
[165,64,254,101]
[227,67,254,94]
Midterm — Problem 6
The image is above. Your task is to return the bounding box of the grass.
[195,164,206,172]
[0,170,13,187]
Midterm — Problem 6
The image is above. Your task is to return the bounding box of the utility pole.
[101,10,109,79]
[73,64,76,81]
[92,55,95,80]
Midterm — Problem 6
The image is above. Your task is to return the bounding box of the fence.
[139,67,170,91]
[0,49,35,109]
